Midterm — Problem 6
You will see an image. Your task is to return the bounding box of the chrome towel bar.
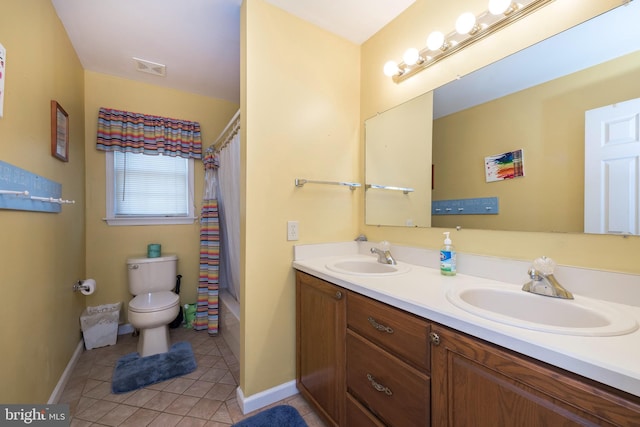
[295,178,361,191]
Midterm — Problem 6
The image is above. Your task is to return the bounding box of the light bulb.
[426,31,446,51]
[402,48,420,66]
[383,60,400,77]
[455,12,477,35]
[489,0,515,15]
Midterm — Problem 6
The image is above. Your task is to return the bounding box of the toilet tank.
[127,254,178,295]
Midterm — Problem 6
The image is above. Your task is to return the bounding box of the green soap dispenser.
[440,232,457,276]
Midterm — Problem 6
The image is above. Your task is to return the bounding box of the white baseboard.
[49,324,135,404]
[236,380,298,414]
[48,339,84,404]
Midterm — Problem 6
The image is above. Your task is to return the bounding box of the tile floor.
[60,327,328,426]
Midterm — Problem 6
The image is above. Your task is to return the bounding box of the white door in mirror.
[585,97,640,235]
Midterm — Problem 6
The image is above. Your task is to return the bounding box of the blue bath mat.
[232,405,307,427]
[111,341,197,394]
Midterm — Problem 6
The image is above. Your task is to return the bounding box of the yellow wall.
[84,71,238,315]
[433,51,640,232]
[0,0,86,402]
[241,0,360,396]
[361,0,640,274]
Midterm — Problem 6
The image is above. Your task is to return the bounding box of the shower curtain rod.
[207,109,240,154]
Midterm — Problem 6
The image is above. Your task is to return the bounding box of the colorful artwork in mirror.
[485,149,524,182]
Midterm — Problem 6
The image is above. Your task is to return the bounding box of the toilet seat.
[129,291,179,313]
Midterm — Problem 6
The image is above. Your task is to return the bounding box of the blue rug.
[111,341,197,394]
[232,405,307,427]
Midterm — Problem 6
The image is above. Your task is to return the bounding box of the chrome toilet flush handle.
[128,264,139,270]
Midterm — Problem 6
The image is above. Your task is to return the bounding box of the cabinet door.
[431,325,640,427]
[296,271,346,426]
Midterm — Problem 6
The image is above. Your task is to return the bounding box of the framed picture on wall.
[51,100,69,162]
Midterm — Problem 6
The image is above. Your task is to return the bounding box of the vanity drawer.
[347,291,430,371]
[346,393,386,427]
[347,330,430,427]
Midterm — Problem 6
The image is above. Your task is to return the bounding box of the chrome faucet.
[371,243,397,265]
[522,256,573,299]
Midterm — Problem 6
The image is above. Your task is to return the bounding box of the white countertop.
[292,242,640,398]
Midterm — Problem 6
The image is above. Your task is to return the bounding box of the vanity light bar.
[366,184,414,194]
[386,0,555,83]
[295,178,362,191]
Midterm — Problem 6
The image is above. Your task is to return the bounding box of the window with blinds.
[105,151,196,226]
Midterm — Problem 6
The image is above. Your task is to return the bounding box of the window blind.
[114,151,188,216]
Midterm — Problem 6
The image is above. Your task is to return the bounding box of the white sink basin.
[446,284,638,336]
[325,258,411,276]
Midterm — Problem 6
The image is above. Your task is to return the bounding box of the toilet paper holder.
[72,280,89,292]
[72,279,96,295]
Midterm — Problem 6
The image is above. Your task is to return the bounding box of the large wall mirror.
[365,1,640,235]
[365,92,432,227]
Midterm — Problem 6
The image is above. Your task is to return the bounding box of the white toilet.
[127,254,180,357]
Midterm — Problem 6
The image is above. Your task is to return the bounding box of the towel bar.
[295,178,361,191]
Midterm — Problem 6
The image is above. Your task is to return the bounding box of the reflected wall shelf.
[366,184,414,194]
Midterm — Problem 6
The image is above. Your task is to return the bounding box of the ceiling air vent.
[133,57,166,77]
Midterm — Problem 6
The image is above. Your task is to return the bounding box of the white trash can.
[80,302,121,350]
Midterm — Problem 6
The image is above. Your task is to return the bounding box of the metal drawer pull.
[368,316,394,334]
[367,374,393,396]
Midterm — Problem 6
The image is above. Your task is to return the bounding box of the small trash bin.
[80,302,121,350]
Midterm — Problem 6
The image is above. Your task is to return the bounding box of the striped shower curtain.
[196,152,220,335]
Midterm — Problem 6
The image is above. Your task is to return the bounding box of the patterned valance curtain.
[196,151,220,335]
[96,107,202,159]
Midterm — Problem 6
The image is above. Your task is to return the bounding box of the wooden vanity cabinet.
[296,270,640,427]
[296,271,346,427]
[430,324,640,427]
[296,271,431,427]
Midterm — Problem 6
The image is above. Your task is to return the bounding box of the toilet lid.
[129,291,179,313]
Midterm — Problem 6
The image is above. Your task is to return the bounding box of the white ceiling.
[51,0,416,104]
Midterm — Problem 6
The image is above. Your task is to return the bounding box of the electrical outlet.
[287,220,299,241]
